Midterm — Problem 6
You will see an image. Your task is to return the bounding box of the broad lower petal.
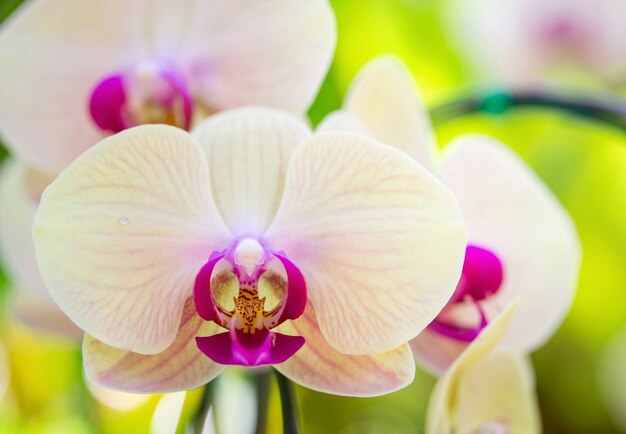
[275,304,415,397]
[0,0,142,171]
[33,125,231,354]
[336,56,435,171]
[180,0,336,115]
[84,298,224,394]
[192,108,310,235]
[440,136,581,351]
[266,132,467,355]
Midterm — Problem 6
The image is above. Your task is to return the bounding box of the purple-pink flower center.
[428,244,503,342]
[89,62,193,133]
[192,237,307,367]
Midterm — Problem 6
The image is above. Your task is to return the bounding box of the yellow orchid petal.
[426,301,523,434]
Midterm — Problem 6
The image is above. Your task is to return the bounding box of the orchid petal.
[426,301,518,434]
[192,108,310,234]
[316,110,370,135]
[410,329,467,376]
[453,352,540,434]
[83,299,224,394]
[266,132,467,355]
[180,0,336,114]
[440,136,581,351]
[275,304,415,397]
[0,0,141,171]
[33,125,231,354]
[323,56,435,171]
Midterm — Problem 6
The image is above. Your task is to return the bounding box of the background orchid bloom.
[320,56,582,373]
[0,160,80,337]
[426,302,541,434]
[32,107,467,396]
[444,0,626,86]
[0,0,336,172]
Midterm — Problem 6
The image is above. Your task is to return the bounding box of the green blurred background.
[0,0,625,433]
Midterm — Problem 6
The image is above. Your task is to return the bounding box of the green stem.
[429,90,626,131]
[274,369,300,434]
[254,371,271,434]
[194,382,214,434]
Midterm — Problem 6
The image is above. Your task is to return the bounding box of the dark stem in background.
[428,90,626,131]
[274,369,300,434]
[194,382,215,434]
[254,371,272,434]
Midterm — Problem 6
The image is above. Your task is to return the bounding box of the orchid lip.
[429,244,504,343]
[193,239,307,367]
[89,62,194,133]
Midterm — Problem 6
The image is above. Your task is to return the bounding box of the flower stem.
[429,90,626,131]
[254,370,271,434]
[273,369,300,434]
[194,382,214,434]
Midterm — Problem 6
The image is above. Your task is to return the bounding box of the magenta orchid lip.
[427,244,504,343]
[193,241,307,367]
[89,64,194,133]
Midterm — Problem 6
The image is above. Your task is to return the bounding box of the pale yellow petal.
[275,304,415,397]
[83,299,224,394]
[192,108,310,234]
[33,125,231,354]
[266,132,466,355]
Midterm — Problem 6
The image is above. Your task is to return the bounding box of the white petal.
[0,0,142,171]
[33,125,231,354]
[440,136,581,352]
[180,0,336,114]
[192,108,310,235]
[84,299,224,394]
[266,132,467,355]
[331,56,435,170]
[275,303,415,397]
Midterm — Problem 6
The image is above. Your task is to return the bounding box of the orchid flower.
[0,0,336,172]
[445,0,626,86]
[0,0,335,337]
[426,302,541,434]
[320,56,582,373]
[32,107,467,396]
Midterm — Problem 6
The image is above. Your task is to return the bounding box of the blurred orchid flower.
[445,0,626,86]
[0,0,336,172]
[320,56,581,373]
[32,107,467,396]
[426,302,541,434]
[0,160,81,337]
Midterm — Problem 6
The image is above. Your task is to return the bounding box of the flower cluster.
[0,0,582,432]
